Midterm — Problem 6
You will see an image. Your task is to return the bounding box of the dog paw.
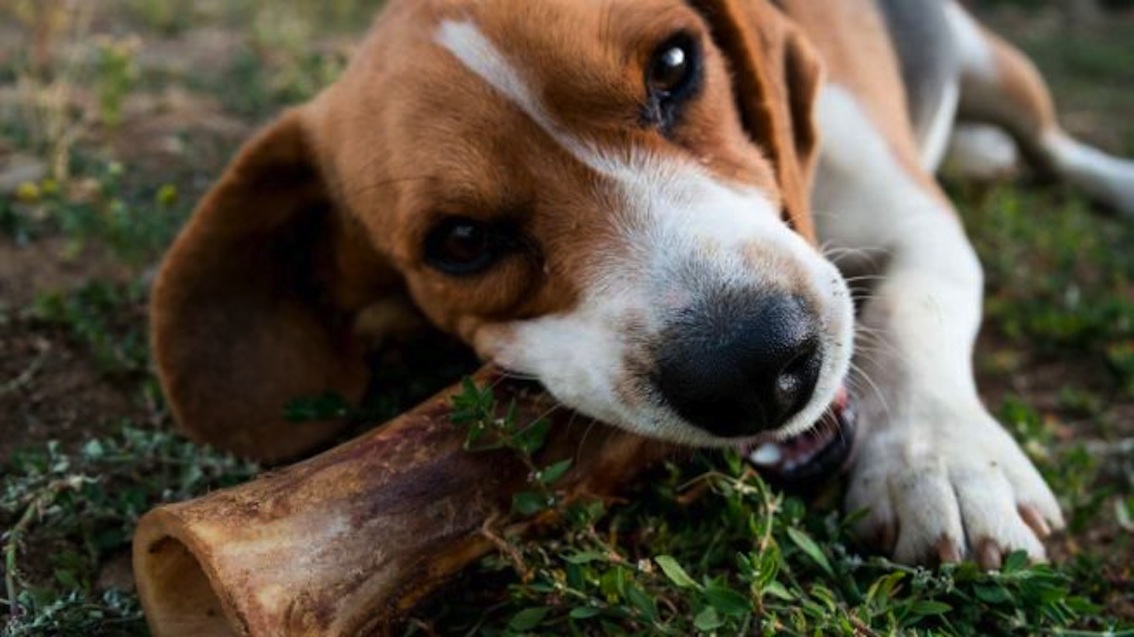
[845,402,1064,569]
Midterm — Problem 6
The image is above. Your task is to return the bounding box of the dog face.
[152,0,854,459]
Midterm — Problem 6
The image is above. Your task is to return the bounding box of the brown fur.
[152,0,836,460]
[151,110,396,460]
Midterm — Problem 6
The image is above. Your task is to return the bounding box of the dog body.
[152,0,1134,569]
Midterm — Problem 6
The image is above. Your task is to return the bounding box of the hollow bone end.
[134,508,246,637]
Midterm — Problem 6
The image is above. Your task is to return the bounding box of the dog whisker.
[853,328,901,353]
[821,245,891,265]
[854,332,914,369]
[497,368,543,383]
[841,274,890,284]
[848,360,892,419]
[810,208,847,220]
[574,416,602,464]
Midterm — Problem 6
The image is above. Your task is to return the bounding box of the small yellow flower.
[40,178,59,197]
[156,184,179,207]
[15,181,41,204]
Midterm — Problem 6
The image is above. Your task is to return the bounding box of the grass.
[2,431,257,637]
[1,1,1132,635]
[407,381,1116,635]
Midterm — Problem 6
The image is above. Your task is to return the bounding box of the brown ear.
[151,109,395,462]
[690,0,824,243]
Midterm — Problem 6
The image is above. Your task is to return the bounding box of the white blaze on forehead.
[435,19,607,175]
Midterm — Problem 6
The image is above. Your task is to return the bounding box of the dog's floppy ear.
[151,108,395,462]
[690,0,824,242]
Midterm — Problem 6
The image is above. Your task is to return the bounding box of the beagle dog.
[151,0,1134,568]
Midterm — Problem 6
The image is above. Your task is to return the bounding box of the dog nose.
[655,293,822,438]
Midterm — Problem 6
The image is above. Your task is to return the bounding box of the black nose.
[655,293,822,438]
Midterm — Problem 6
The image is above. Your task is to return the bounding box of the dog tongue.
[746,387,854,481]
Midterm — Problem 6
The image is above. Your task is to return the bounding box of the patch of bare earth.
[0,238,132,307]
[0,321,140,460]
[102,87,250,170]
[0,239,142,459]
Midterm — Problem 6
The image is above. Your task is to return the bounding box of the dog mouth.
[493,365,855,484]
[742,386,856,482]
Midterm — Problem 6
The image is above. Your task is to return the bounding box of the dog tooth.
[748,442,782,467]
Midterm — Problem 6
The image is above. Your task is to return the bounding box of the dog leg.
[946,1,1134,215]
[815,86,1064,567]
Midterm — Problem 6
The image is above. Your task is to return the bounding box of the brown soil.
[0,320,141,460]
[0,238,133,308]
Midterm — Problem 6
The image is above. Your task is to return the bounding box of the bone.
[132,368,672,636]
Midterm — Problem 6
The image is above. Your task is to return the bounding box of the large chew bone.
[133,368,672,636]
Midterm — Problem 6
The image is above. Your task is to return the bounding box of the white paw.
[845,400,1064,569]
[943,123,1020,182]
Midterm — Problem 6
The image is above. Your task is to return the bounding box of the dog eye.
[646,34,701,103]
[424,217,502,276]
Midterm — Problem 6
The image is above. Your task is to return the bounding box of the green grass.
[404,381,1117,635]
[2,431,258,636]
[1,2,1133,635]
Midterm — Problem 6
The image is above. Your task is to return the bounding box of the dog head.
[152,0,853,460]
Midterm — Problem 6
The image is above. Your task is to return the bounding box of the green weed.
[418,396,1112,635]
[956,184,1134,390]
[1,428,258,636]
[211,47,348,120]
[417,381,1125,635]
[3,159,188,265]
[128,0,193,36]
[94,37,140,129]
[32,282,148,377]
[450,378,571,517]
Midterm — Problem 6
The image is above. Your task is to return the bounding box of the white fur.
[815,86,1063,563]
[945,1,995,80]
[944,123,1020,180]
[919,80,960,172]
[1044,133,1134,216]
[436,19,854,446]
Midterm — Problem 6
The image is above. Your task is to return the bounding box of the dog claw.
[975,538,1002,570]
[1018,503,1052,539]
[935,535,964,564]
[874,522,897,555]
